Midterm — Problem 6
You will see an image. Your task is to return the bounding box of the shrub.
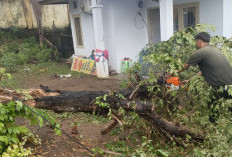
[0,53,21,71]
[119,24,232,156]
[0,35,54,71]
[0,68,61,156]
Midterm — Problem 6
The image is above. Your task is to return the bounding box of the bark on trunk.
[22,0,33,29]
[33,85,201,139]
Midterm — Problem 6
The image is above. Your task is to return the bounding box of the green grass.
[45,110,110,126]
[105,140,133,154]
[3,62,85,89]
[109,126,121,136]
[72,113,110,126]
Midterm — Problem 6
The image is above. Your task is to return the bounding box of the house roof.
[39,0,68,5]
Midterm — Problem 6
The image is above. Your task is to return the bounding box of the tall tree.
[21,0,33,29]
[31,0,43,46]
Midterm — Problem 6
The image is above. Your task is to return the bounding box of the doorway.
[148,8,161,44]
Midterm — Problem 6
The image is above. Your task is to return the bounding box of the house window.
[74,15,84,48]
[174,3,199,32]
[73,1,77,9]
[173,8,179,32]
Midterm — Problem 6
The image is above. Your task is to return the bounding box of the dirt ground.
[26,74,121,92]
[15,74,123,157]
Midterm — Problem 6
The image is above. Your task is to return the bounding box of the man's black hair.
[195,32,210,43]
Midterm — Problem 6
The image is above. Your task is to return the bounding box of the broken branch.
[129,84,141,100]
[101,120,118,135]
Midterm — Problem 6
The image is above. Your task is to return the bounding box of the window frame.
[174,2,199,31]
[73,14,84,48]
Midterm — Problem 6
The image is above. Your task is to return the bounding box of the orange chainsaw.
[165,76,181,91]
[157,74,181,91]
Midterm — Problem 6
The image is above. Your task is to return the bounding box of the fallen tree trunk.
[149,111,194,137]
[35,90,106,112]
[33,85,201,139]
[35,85,148,112]
[0,85,200,139]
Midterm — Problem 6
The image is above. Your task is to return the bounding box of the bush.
[0,68,61,156]
[0,33,54,71]
[122,24,232,156]
[0,53,20,71]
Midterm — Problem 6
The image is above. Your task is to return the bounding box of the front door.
[148,8,161,44]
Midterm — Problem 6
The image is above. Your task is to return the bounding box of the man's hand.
[181,80,189,84]
[177,64,190,74]
[181,71,202,84]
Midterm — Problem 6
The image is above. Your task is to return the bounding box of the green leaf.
[0,136,5,142]
[103,94,108,101]
[0,109,5,115]
[0,123,4,128]
[7,127,12,134]
[16,101,23,111]
[11,137,18,143]
[157,149,169,157]
[38,117,44,127]
[9,116,13,121]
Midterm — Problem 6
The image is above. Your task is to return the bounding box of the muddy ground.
[16,74,122,157]
[25,74,121,92]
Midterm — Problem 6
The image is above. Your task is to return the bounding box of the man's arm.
[182,71,202,84]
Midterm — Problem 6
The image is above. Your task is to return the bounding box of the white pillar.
[223,0,232,38]
[159,0,173,41]
[91,0,109,78]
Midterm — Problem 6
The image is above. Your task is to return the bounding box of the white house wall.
[69,0,149,72]
[69,0,95,57]
[111,0,225,72]
[101,0,118,71]
[105,0,149,72]
[223,0,232,38]
[68,0,226,73]
[174,0,223,36]
[144,0,223,36]
[198,0,223,36]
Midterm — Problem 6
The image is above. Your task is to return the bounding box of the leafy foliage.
[0,101,61,156]
[0,69,61,156]
[0,29,56,71]
[133,24,232,156]
[95,24,232,156]
[0,101,38,156]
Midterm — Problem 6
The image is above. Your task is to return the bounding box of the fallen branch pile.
[0,85,203,141]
